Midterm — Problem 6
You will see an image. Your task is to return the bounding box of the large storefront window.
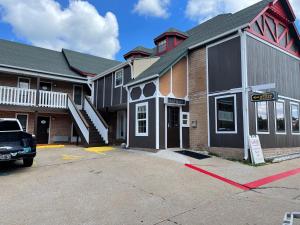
[291,103,300,134]
[275,100,286,134]
[136,102,148,136]
[256,102,269,133]
[215,95,236,133]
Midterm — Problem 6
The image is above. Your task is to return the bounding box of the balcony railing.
[0,86,67,109]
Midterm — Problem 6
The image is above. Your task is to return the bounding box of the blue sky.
[0,0,299,62]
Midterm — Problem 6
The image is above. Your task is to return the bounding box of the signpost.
[250,91,278,102]
[249,135,265,165]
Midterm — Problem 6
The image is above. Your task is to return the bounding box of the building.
[0,39,120,146]
[1,0,299,160]
[93,0,300,160]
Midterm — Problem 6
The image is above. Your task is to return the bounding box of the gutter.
[0,63,88,82]
[123,74,159,88]
[188,24,250,50]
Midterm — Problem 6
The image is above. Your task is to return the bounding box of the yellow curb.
[85,146,114,154]
[37,145,65,149]
[62,154,84,161]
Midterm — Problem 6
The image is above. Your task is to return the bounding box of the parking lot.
[0,146,299,225]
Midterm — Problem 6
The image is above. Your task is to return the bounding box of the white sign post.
[249,135,265,165]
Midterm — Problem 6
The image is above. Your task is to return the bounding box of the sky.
[0,0,299,62]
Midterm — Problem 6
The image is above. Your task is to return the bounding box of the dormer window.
[158,39,167,53]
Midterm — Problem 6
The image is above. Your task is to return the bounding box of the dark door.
[39,82,52,91]
[167,107,180,148]
[37,116,50,144]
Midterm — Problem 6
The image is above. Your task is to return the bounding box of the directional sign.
[251,92,278,102]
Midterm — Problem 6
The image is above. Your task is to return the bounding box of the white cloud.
[185,0,300,24]
[0,0,120,59]
[133,0,170,18]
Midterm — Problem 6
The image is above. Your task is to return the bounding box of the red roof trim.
[123,50,151,59]
[154,32,188,44]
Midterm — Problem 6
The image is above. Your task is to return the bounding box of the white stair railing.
[39,90,67,108]
[0,86,36,106]
[84,97,108,144]
[67,97,89,144]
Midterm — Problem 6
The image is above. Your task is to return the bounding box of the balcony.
[0,86,68,109]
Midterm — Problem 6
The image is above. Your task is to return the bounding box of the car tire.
[23,158,34,167]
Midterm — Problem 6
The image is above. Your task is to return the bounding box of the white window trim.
[15,113,29,132]
[255,101,270,134]
[18,77,31,89]
[135,102,148,136]
[274,99,286,135]
[215,94,237,134]
[40,81,52,91]
[114,69,124,88]
[181,112,190,128]
[290,102,300,135]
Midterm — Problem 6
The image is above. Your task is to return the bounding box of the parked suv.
[0,119,36,167]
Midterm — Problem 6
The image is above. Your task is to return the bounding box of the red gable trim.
[70,66,96,77]
[123,50,151,59]
[247,0,300,57]
[154,32,188,44]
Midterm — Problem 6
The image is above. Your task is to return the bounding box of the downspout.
[240,29,250,160]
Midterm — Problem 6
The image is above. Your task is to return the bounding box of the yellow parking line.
[85,146,114,154]
[62,154,84,161]
[37,145,65,149]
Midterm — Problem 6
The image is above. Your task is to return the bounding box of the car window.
[0,121,21,131]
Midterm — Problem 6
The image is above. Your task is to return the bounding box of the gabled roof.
[62,49,121,76]
[0,39,81,78]
[123,46,155,59]
[127,0,274,85]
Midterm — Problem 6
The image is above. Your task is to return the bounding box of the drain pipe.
[240,29,250,160]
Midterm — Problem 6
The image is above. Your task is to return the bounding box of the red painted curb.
[185,164,249,191]
[244,167,300,189]
[185,164,300,191]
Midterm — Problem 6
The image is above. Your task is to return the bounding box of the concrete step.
[266,152,300,163]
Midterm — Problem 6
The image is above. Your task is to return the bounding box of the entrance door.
[39,82,52,91]
[37,116,50,144]
[73,85,83,109]
[117,111,126,140]
[167,107,180,148]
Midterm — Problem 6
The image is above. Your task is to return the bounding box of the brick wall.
[0,111,35,134]
[188,48,208,149]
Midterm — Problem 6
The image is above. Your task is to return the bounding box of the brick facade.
[188,48,208,150]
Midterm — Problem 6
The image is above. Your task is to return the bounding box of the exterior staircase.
[81,110,105,146]
[67,96,109,147]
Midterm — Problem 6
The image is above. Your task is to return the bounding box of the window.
[182,112,189,127]
[136,102,148,136]
[115,69,123,87]
[18,78,30,89]
[0,120,21,132]
[16,114,28,132]
[291,103,300,134]
[275,100,286,134]
[215,95,236,133]
[256,102,269,133]
[158,39,167,53]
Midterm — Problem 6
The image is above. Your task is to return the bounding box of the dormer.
[154,28,189,56]
[124,46,153,60]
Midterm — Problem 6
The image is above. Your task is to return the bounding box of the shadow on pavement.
[0,161,27,176]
